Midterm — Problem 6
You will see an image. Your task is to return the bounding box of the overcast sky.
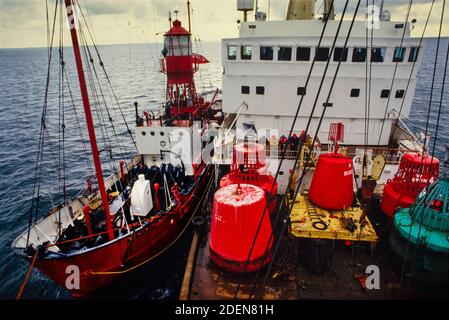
[0,0,447,48]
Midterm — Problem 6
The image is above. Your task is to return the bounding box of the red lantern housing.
[161,20,209,116]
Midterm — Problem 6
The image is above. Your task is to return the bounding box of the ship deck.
[179,134,447,300]
[289,194,379,243]
[181,195,449,300]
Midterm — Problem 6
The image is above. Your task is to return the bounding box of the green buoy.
[390,176,449,283]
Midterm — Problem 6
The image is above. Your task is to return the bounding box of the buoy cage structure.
[220,142,278,213]
[381,153,439,217]
[390,177,449,284]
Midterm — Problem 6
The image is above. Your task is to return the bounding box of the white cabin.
[222,17,423,145]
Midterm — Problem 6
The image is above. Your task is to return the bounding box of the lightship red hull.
[20,164,213,298]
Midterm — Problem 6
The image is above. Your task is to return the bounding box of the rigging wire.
[422,1,446,154]
[63,68,95,178]
[389,0,436,142]
[364,0,372,151]
[27,0,59,244]
[57,1,65,236]
[83,39,127,159]
[252,0,362,299]
[74,0,137,150]
[397,0,447,298]
[406,0,447,290]
[194,37,207,95]
[431,40,449,159]
[239,0,351,298]
[376,0,414,152]
[77,20,126,195]
[79,30,117,174]
[190,2,213,95]
[46,0,50,54]
[233,0,337,299]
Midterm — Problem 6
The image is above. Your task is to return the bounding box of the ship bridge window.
[297,87,306,96]
[241,45,252,60]
[352,48,367,62]
[395,90,405,99]
[241,86,250,94]
[409,47,420,62]
[278,47,292,61]
[227,46,237,60]
[381,89,390,98]
[256,86,265,95]
[260,46,274,60]
[296,47,311,61]
[315,47,330,61]
[334,48,348,62]
[350,88,360,97]
[371,48,386,63]
[393,47,406,62]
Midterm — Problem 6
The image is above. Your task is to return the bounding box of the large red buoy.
[381,153,439,217]
[210,184,272,273]
[308,153,354,210]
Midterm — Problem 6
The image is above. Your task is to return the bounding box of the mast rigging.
[64,0,114,241]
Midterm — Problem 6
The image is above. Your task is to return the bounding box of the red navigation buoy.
[220,142,278,213]
[210,184,272,273]
[308,153,354,210]
[381,153,439,217]
[234,142,266,170]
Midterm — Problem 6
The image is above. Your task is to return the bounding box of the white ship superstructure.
[222,0,422,145]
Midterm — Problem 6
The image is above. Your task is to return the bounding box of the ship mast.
[187,0,192,33]
[64,0,114,241]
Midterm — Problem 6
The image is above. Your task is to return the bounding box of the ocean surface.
[0,38,448,299]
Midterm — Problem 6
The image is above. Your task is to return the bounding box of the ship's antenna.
[187,0,192,33]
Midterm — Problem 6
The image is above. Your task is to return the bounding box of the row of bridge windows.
[228,45,420,63]
[241,85,406,99]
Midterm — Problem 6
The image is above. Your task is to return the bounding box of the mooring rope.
[16,250,39,300]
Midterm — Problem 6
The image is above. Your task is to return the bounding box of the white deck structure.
[222,18,423,145]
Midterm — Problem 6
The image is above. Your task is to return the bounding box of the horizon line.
[1,36,447,50]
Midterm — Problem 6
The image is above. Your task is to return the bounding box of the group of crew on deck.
[266,131,317,156]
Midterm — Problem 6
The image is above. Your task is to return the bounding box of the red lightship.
[12,0,222,298]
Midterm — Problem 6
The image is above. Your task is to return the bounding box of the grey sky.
[0,0,447,48]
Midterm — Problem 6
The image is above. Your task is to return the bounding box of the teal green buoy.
[390,175,449,283]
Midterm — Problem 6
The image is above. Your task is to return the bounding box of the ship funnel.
[323,0,334,20]
[286,0,314,20]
